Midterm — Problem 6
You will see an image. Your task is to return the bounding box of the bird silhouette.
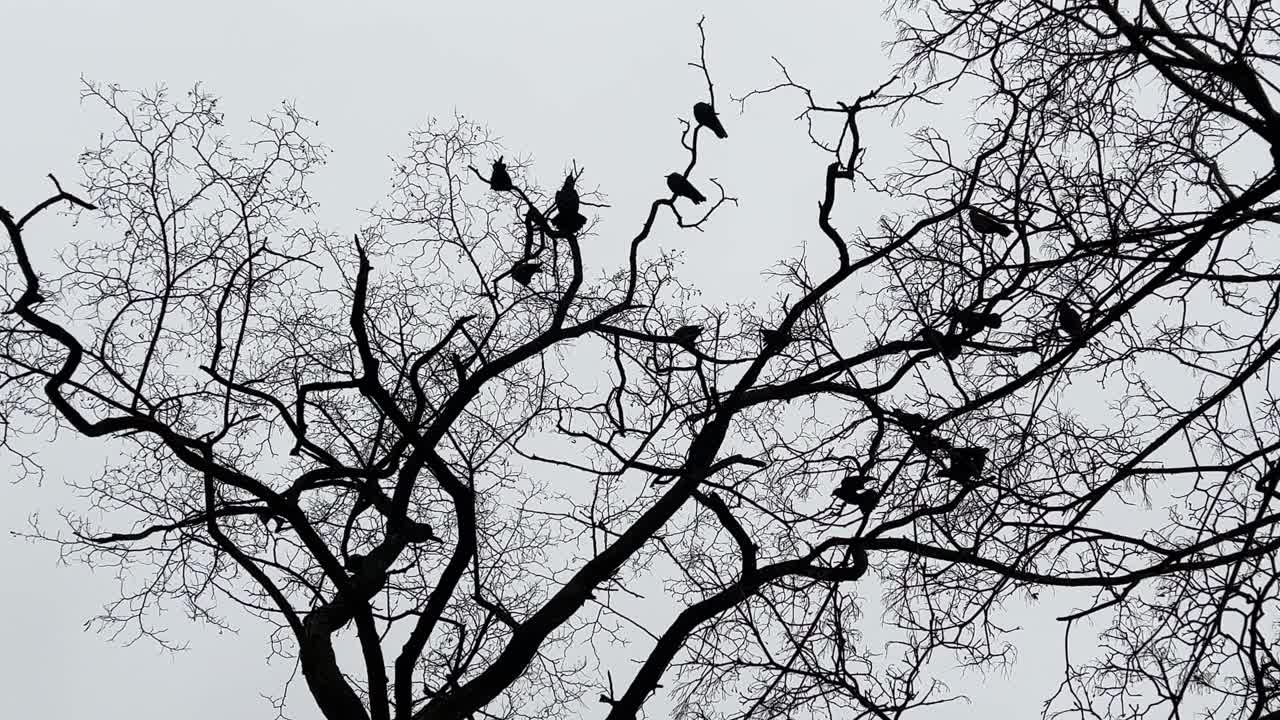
[832,475,879,515]
[949,307,1002,331]
[891,410,931,433]
[693,102,728,139]
[968,208,1012,237]
[552,211,586,235]
[489,157,513,192]
[666,173,707,204]
[760,328,791,348]
[939,446,988,485]
[672,324,702,346]
[1057,299,1086,341]
[556,173,580,217]
[510,261,542,286]
[920,327,963,360]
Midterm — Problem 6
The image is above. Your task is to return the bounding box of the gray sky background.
[0,2,1070,718]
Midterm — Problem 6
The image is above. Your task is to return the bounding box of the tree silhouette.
[5,4,1280,720]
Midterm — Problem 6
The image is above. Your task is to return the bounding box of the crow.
[666,173,707,204]
[489,157,513,192]
[939,446,988,485]
[693,101,728,139]
[832,475,880,515]
[969,208,1012,237]
[672,324,702,346]
[555,173,580,218]
[760,327,791,348]
[510,261,542,287]
[920,327,963,360]
[949,307,1003,331]
[1057,299,1086,341]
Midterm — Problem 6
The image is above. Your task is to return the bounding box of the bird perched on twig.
[939,446,988,486]
[1057,299,1086,342]
[510,260,542,287]
[832,475,880,515]
[891,409,931,433]
[949,307,1002,331]
[968,208,1012,237]
[553,173,587,234]
[920,327,963,360]
[760,327,791,348]
[672,324,702,347]
[666,173,707,204]
[488,157,513,192]
[693,101,728,139]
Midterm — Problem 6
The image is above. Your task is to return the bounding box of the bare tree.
[7,4,1280,720]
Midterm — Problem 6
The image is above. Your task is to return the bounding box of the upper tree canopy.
[5,3,1280,719]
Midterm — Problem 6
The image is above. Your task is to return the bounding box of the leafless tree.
[7,4,1280,720]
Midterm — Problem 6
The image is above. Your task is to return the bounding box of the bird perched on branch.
[968,208,1012,237]
[949,307,1002,331]
[553,173,587,234]
[1057,299,1086,341]
[666,173,707,204]
[510,260,542,287]
[693,101,728,139]
[488,157,513,192]
[920,327,963,360]
[672,324,702,347]
[832,475,880,515]
[891,409,931,433]
[939,446,988,486]
[760,327,791,348]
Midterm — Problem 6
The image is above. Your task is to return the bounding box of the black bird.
[891,410,931,433]
[913,432,953,456]
[832,475,879,515]
[1057,299,1086,341]
[552,211,587,235]
[666,173,707,204]
[510,261,542,286]
[525,207,546,231]
[556,173,580,217]
[693,101,728,139]
[396,520,438,544]
[949,307,1003,331]
[969,208,1012,237]
[672,324,702,346]
[760,327,791,348]
[939,446,988,485]
[920,327,963,360]
[489,157,513,192]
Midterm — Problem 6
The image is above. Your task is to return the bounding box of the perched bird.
[969,208,1012,237]
[666,173,707,204]
[693,101,728,139]
[1057,299,1086,341]
[552,211,587,235]
[760,327,791,348]
[510,261,542,286]
[920,327,963,360]
[939,446,988,485]
[525,206,545,231]
[672,324,702,346]
[397,520,438,544]
[832,475,879,515]
[489,157,513,192]
[891,409,931,433]
[913,432,953,456]
[555,173,580,218]
[949,307,1003,331]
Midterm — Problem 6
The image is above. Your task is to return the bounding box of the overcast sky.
[0,2,1069,718]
